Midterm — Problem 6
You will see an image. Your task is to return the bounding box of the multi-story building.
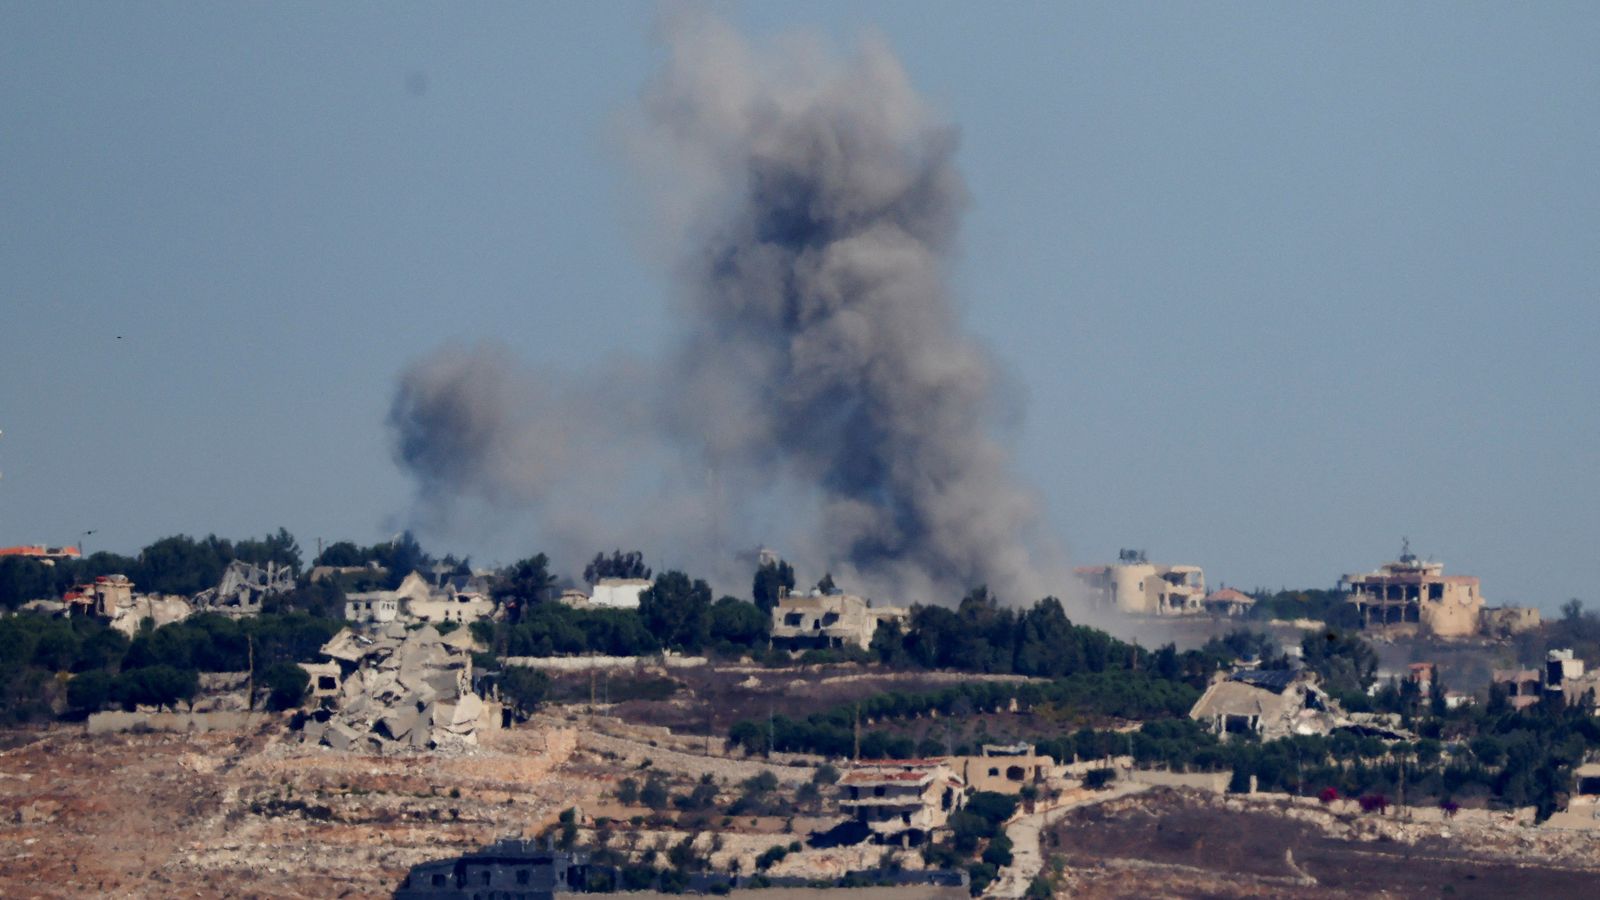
[769,591,909,651]
[1074,550,1206,616]
[838,759,964,845]
[1340,543,1483,638]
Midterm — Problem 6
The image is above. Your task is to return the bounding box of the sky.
[1,3,1596,611]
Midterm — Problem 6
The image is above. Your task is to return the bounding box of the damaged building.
[1189,669,1341,740]
[344,570,498,627]
[297,624,502,752]
[191,559,295,617]
[1341,542,1483,637]
[769,590,910,651]
[838,759,965,846]
[1074,549,1206,616]
[950,743,1054,795]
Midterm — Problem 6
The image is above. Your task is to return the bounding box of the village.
[3,533,1600,898]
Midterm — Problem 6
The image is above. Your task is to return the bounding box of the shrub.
[1318,786,1339,804]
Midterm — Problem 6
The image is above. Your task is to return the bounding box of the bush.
[1083,768,1115,790]
[261,662,309,711]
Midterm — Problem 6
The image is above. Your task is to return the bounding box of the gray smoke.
[389,13,1058,602]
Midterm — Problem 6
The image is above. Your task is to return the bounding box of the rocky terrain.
[0,720,590,899]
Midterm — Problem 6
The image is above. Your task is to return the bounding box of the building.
[950,743,1054,795]
[342,570,498,627]
[587,578,650,610]
[191,559,293,617]
[1491,668,1542,710]
[1189,669,1340,740]
[394,841,598,899]
[769,591,910,651]
[1340,543,1483,638]
[838,759,965,845]
[0,544,81,561]
[1544,649,1600,710]
[1074,550,1206,616]
[63,574,134,617]
[1481,605,1542,638]
[1203,588,1256,617]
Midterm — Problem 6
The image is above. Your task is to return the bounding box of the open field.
[1046,787,1600,898]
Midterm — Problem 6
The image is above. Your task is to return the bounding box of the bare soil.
[1048,788,1600,898]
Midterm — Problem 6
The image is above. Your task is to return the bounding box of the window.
[987,767,999,777]
[874,786,886,797]
[481,870,492,885]
[784,613,803,626]
[517,869,530,885]
[432,873,447,887]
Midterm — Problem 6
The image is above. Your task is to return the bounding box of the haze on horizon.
[1,4,1596,611]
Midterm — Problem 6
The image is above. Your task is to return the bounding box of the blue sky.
[2,3,1596,610]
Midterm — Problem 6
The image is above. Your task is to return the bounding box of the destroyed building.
[1189,669,1340,740]
[838,759,964,846]
[1481,604,1542,637]
[191,559,294,617]
[64,574,193,637]
[297,623,502,752]
[1340,542,1483,637]
[1074,549,1206,616]
[769,590,910,651]
[342,570,498,627]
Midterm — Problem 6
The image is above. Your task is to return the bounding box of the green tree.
[584,549,651,584]
[752,559,795,613]
[709,596,768,647]
[261,662,309,711]
[640,571,713,652]
[499,666,551,717]
[1300,629,1378,696]
[494,554,556,622]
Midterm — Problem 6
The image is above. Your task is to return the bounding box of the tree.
[232,528,303,575]
[112,665,198,710]
[639,571,713,652]
[709,596,768,647]
[499,666,551,717]
[752,559,795,613]
[313,541,366,568]
[494,554,556,622]
[584,550,651,585]
[1300,629,1378,696]
[261,662,309,711]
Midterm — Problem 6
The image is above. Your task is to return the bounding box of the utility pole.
[853,703,861,762]
[246,635,255,711]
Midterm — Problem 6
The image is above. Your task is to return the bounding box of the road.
[984,781,1152,898]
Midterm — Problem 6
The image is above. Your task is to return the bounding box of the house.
[1341,542,1483,638]
[1189,669,1340,740]
[587,578,650,610]
[394,841,597,899]
[1074,550,1206,616]
[770,591,909,651]
[1481,605,1542,637]
[342,570,498,627]
[1544,649,1600,710]
[838,759,965,845]
[1203,588,1255,617]
[1492,668,1543,710]
[950,743,1054,795]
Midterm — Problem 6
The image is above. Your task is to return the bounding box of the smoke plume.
[389,13,1058,603]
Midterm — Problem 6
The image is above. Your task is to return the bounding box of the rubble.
[298,624,502,753]
[192,559,295,616]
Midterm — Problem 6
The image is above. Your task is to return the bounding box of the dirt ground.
[1047,788,1600,898]
[0,721,598,899]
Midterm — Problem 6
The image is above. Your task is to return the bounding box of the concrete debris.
[298,625,502,754]
[192,560,295,616]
